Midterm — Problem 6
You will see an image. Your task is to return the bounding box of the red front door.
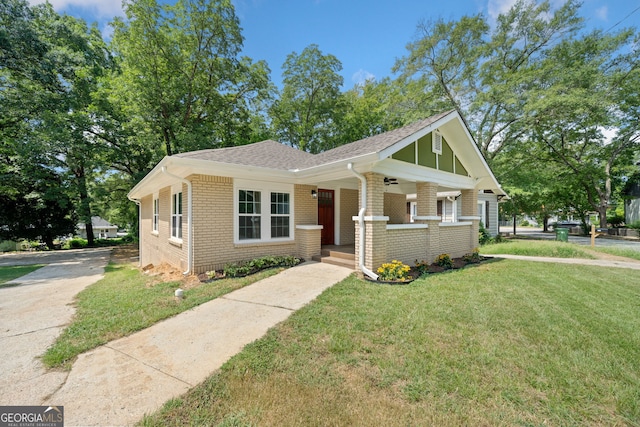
[317,189,334,245]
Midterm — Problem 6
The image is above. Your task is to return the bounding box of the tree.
[396,0,583,162]
[110,0,272,158]
[525,28,640,228]
[270,44,344,153]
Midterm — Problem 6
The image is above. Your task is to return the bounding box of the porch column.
[459,189,480,249]
[414,182,440,263]
[354,172,388,273]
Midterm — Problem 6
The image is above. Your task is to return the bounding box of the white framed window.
[172,191,183,240]
[238,189,261,240]
[235,181,293,243]
[270,192,290,238]
[478,200,487,227]
[152,198,159,233]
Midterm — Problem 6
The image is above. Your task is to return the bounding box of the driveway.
[0,248,111,406]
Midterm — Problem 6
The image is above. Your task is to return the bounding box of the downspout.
[161,166,192,275]
[127,196,142,268]
[347,163,379,280]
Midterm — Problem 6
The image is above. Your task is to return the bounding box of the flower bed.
[369,250,490,284]
[198,255,302,282]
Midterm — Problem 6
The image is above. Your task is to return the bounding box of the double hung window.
[172,192,182,239]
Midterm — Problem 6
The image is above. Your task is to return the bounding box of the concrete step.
[312,255,355,269]
[320,249,355,260]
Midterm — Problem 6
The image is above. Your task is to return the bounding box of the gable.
[391,132,469,177]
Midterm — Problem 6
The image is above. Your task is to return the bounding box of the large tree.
[395,0,583,162]
[110,0,272,158]
[270,44,344,153]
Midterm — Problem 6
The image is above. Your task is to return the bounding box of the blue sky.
[28,0,640,88]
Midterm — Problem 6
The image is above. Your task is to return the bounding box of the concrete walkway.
[47,261,352,427]
[485,253,640,270]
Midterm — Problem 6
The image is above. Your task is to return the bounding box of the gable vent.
[432,131,443,154]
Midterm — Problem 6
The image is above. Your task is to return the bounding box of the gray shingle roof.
[172,111,454,170]
[174,140,317,170]
[311,111,452,166]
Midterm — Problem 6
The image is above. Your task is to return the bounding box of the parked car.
[553,220,580,229]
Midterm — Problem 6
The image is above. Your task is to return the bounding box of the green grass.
[480,239,596,258]
[140,260,640,426]
[0,264,44,287]
[42,263,283,369]
[589,246,640,261]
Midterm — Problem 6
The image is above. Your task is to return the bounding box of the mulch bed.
[369,256,492,285]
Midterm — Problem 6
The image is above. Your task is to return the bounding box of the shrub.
[628,221,640,231]
[221,255,302,278]
[377,260,411,282]
[67,238,88,249]
[607,214,625,228]
[435,253,453,269]
[462,248,482,263]
[479,222,493,245]
[520,219,530,227]
[414,259,430,276]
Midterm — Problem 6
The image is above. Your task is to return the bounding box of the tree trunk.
[513,212,517,235]
[543,215,549,232]
[76,167,95,246]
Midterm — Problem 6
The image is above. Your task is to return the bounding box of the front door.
[317,189,334,245]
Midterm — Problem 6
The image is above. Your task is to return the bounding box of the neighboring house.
[623,177,640,225]
[77,216,118,239]
[128,110,507,278]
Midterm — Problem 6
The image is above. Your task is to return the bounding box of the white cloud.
[595,6,608,21]
[28,0,124,19]
[352,69,375,85]
[487,0,517,21]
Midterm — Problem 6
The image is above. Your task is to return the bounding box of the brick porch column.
[459,188,480,250]
[414,182,440,263]
[354,172,388,274]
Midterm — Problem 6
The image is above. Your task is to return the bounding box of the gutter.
[161,166,193,276]
[347,163,379,280]
[127,195,142,268]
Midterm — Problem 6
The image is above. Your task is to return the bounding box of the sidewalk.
[49,261,353,427]
[486,253,640,270]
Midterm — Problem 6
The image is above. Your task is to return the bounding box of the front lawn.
[0,264,45,287]
[480,239,595,258]
[141,260,640,426]
[42,263,283,369]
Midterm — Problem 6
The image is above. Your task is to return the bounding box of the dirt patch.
[110,245,200,287]
[110,244,140,265]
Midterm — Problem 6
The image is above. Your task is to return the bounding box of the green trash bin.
[555,228,568,242]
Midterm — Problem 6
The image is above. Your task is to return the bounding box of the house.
[77,216,118,239]
[128,110,507,278]
[623,175,640,225]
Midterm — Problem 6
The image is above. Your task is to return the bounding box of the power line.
[605,5,640,33]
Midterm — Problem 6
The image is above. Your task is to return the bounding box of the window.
[239,190,261,240]
[236,182,293,243]
[432,130,443,154]
[152,198,159,232]
[478,201,487,227]
[172,192,182,239]
[271,192,290,238]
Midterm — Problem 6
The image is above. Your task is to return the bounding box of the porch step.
[320,248,355,260]
[312,255,355,269]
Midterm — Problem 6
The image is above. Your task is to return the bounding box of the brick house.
[128,110,506,279]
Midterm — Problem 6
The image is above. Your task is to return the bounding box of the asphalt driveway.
[0,248,111,407]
